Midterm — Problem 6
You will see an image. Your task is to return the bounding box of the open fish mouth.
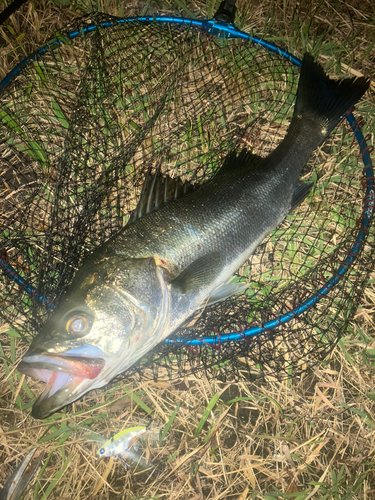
[18,345,105,419]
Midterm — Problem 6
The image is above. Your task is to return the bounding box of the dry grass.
[0,1,375,499]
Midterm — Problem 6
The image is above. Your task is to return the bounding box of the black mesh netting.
[0,13,373,381]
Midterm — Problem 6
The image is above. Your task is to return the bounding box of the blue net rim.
[0,16,373,345]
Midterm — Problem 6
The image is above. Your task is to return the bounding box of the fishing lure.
[98,426,148,465]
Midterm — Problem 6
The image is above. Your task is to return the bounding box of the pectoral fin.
[171,252,225,294]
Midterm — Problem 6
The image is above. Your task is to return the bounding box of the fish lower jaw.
[39,371,85,400]
[27,370,106,419]
[18,347,108,419]
[17,365,84,418]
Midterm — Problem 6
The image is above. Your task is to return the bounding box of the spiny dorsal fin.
[217,148,263,176]
[127,167,196,225]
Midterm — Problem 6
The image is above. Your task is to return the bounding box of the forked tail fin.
[292,53,369,144]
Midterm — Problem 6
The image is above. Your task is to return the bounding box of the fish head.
[18,255,169,419]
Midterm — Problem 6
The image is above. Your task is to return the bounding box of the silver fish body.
[18,54,369,419]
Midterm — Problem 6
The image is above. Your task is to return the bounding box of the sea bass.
[18,54,369,419]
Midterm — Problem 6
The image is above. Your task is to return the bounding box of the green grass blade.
[40,452,73,500]
[160,401,181,443]
[194,392,221,436]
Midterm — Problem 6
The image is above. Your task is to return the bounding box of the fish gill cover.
[0,12,373,383]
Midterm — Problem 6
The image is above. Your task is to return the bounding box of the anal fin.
[205,281,249,307]
[290,180,313,211]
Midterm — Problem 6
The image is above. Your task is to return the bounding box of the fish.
[18,54,369,419]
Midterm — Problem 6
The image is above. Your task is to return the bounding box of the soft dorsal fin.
[217,148,263,176]
[127,167,196,225]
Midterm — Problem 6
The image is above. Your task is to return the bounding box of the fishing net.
[0,13,373,381]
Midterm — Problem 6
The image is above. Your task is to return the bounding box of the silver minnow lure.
[98,426,147,458]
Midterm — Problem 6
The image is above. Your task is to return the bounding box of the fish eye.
[66,313,92,336]
[99,448,105,455]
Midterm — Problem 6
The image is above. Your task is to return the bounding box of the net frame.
[0,14,373,363]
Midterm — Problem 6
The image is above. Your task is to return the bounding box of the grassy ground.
[0,1,375,499]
